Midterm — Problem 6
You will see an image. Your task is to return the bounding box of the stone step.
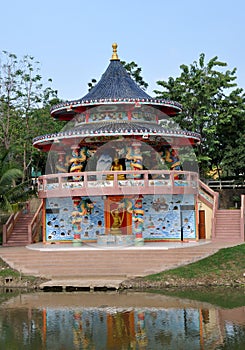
[0,252,213,263]
[215,228,240,232]
[1,242,240,284]
[214,209,242,242]
[0,242,230,280]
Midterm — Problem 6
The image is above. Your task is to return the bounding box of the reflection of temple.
[33,43,202,244]
[2,295,245,349]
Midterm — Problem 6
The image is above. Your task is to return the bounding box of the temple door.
[198,210,206,239]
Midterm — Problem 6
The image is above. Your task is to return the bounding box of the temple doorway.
[104,196,132,235]
[198,210,206,239]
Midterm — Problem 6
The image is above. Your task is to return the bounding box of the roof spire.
[111,43,119,60]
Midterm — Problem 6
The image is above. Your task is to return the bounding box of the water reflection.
[0,291,244,350]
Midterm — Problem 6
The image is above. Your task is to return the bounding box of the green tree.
[0,51,59,181]
[0,152,32,212]
[0,51,20,151]
[154,53,245,178]
[217,88,245,178]
[120,61,148,90]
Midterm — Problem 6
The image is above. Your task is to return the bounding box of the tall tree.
[154,53,245,178]
[0,51,59,181]
[219,88,245,178]
[0,51,20,151]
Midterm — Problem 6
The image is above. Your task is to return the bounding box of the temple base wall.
[43,193,198,244]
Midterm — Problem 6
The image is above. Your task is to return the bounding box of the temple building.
[33,43,202,245]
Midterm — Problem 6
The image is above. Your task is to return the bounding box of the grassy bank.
[122,243,245,289]
[0,257,47,288]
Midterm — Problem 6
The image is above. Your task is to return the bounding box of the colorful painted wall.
[44,194,196,242]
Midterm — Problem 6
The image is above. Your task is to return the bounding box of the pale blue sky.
[1,0,245,100]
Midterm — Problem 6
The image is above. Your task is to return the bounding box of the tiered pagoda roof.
[33,44,201,151]
[50,43,182,120]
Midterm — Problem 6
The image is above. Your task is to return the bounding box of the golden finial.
[111,43,119,60]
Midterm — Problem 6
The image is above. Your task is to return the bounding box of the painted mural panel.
[45,196,105,242]
[182,210,196,239]
[45,194,196,242]
[143,194,196,240]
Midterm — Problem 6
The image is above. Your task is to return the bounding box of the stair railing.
[28,201,43,244]
[2,211,22,246]
[198,180,219,239]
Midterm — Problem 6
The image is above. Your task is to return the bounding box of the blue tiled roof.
[80,60,152,101]
[50,56,182,118]
[33,120,201,148]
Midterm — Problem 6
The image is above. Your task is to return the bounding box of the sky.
[1,0,245,101]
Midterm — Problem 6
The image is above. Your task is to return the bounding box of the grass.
[0,256,46,288]
[0,259,19,278]
[143,243,245,283]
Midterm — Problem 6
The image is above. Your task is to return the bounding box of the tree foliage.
[0,152,32,212]
[154,53,245,178]
[0,51,63,182]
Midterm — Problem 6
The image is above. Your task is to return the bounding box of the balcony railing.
[38,170,199,198]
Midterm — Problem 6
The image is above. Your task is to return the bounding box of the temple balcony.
[38,170,199,198]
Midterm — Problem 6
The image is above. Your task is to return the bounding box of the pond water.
[0,289,244,350]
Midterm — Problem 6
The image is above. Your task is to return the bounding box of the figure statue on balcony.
[163,148,182,171]
[126,142,143,179]
[161,148,182,180]
[69,146,89,181]
[106,157,125,180]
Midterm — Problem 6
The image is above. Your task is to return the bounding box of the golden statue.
[106,157,125,180]
[110,207,125,235]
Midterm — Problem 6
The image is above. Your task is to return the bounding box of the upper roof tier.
[50,43,182,120]
[82,59,152,101]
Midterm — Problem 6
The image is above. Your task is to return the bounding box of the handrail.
[198,180,218,208]
[211,191,219,240]
[241,194,245,241]
[207,179,245,189]
[2,211,22,246]
[28,201,43,243]
[199,179,217,196]
[38,170,199,197]
[198,180,219,239]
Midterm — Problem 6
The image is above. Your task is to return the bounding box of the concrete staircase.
[213,210,243,242]
[3,198,43,247]
[0,242,238,280]
[3,214,33,247]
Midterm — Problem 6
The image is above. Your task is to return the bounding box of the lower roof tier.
[33,120,201,151]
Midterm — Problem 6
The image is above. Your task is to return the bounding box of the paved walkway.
[0,240,240,290]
